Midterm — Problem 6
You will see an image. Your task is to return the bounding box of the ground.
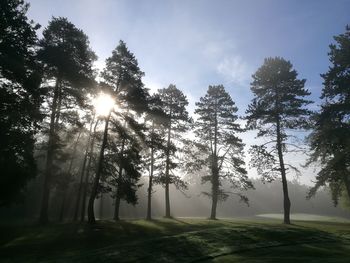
[1,216,350,262]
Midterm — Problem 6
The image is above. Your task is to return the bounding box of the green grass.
[257,213,350,222]
[1,217,350,262]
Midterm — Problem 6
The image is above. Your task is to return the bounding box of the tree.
[158,84,190,218]
[88,40,149,223]
[38,17,96,224]
[307,25,350,204]
[191,85,253,219]
[143,94,168,220]
[0,0,43,206]
[246,57,312,224]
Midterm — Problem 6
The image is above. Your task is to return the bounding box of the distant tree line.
[1,0,349,225]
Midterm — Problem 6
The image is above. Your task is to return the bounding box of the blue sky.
[27,0,350,113]
[27,0,349,184]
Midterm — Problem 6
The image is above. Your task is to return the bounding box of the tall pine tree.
[193,85,253,219]
[307,26,350,204]
[0,0,43,206]
[158,84,190,218]
[88,41,149,223]
[246,57,312,224]
[38,17,96,224]
[143,94,167,220]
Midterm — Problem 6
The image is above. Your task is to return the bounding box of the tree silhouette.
[307,26,350,204]
[88,41,149,223]
[38,17,96,224]
[192,85,253,219]
[0,0,43,206]
[143,94,168,220]
[158,84,190,218]
[246,57,312,224]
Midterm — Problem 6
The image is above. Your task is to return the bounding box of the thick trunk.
[276,118,291,224]
[147,144,155,220]
[164,117,172,218]
[88,113,110,224]
[80,120,98,222]
[39,78,60,224]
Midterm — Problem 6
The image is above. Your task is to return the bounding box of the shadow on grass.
[1,218,349,263]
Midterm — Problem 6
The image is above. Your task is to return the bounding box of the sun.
[93,92,115,117]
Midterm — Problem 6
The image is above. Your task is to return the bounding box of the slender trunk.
[114,196,121,220]
[210,101,219,220]
[147,123,155,220]
[276,117,291,224]
[210,158,219,220]
[146,172,153,220]
[81,120,98,222]
[164,119,172,218]
[59,189,67,222]
[99,194,103,220]
[73,115,95,221]
[39,78,60,224]
[88,113,111,224]
[210,172,218,220]
[114,112,128,221]
[114,137,126,221]
[58,131,81,222]
[343,173,350,201]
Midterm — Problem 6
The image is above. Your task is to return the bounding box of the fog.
[2,175,348,221]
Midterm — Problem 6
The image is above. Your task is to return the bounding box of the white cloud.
[217,55,252,86]
[143,76,165,94]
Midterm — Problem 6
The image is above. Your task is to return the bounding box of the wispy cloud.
[216,55,252,86]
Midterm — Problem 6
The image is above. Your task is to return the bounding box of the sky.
[27,0,350,184]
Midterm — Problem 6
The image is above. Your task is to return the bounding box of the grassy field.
[1,217,350,262]
[256,213,350,222]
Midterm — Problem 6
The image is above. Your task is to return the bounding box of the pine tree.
[87,41,149,223]
[307,25,350,204]
[0,0,43,206]
[192,85,253,219]
[158,84,190,218]
[143,94,168,220]
[38,17,96,224]
[246,57,312,224]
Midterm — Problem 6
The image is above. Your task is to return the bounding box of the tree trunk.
[114,196,121,221]
[39,78,60,224]
[164,122,172,218]
[147,128,155,220]
[88,113,110,224]
[58,189,67,222]
[80,120,98,222]
[276,118,291,224]
[113,115,128,221]
[210,102,219,220]
[113,137,125,221]
[343,173,350,201]
[210,169,219,220]
[73,115,95,221]
[99,194,103,220]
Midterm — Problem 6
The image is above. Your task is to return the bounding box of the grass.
[1,217,350,262]
[257,213,350,223]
